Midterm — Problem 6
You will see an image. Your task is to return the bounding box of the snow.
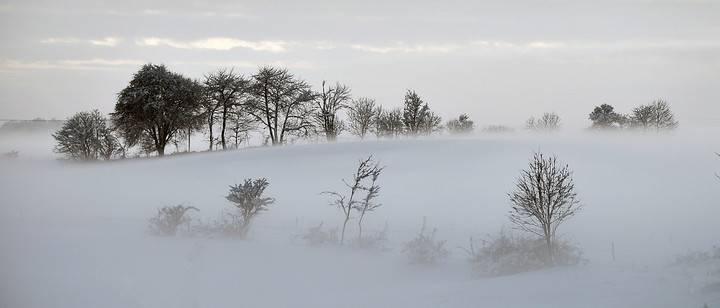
[1,129,719,307]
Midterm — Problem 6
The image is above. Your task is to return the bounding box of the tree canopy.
[112,63,203,156]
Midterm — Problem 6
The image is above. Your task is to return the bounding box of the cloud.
[526,41,567,49]
[41,37,122,47]
[350,43,461,54]
[40,37,81,44]
[89,37,122,47]
[136,37,293,52]
[171,60,315,70]
[1,59,144,72]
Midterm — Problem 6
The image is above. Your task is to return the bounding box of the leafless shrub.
[148,204,198,236]
[322,156,384,245]
[347,224,390,252]
[293,222,339,246]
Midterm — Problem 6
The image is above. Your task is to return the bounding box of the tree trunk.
[358,215,364,239]
[208,119,214,151]
[341,216,349,245]
[221,105,228,150]
[545,233,554,266]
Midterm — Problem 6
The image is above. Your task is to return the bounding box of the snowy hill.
[1,132,719,307]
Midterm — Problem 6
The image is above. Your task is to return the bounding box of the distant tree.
[226,109,256,149]
[402,90,441,135]
[375,107,404,138]
[246,66,316,145]
[203,69,251,150]
[589,104,624,130]
[630,99,678,131]
[113,64,203,156]
[314,81,351,142]
[323,156,384,245]
[53,109,118,161]
[225,178,276,239]
[482,124,515,134]
[347,97,379,139]
[526,112,561,132]
[508,152,582,266]
[446,114,475,134]
[419,111,443,135]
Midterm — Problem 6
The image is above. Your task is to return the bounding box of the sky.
[1,0,719,129]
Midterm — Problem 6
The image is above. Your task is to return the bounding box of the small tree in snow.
[53,109,119,161]
[508,152,581,266]
[323,156,384,245]
[225,178,275,238]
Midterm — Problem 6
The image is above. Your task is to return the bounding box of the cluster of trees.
[52,63,680,161]
[54,63,460,161]
[588,100,678,131]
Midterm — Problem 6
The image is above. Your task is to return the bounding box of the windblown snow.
[1,130,719,307]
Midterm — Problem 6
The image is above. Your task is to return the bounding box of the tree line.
[52,63,679,161]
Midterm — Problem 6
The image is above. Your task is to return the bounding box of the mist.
[1,126,719,307]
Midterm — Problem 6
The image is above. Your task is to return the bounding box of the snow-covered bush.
[402,224,450,265]
[466,228,584,277]
[148,204,198,236]
[225,178,275,239]
[293,222,339,246]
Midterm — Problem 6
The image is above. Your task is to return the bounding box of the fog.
[1,127,719,307]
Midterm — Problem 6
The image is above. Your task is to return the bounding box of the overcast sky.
[1,0,719,129]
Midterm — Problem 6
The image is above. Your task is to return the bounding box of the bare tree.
[246,66,316,145]
[508,152,581,266]
[347,97,379,140]
[630,99,678,131]
[402,90,441,135]
[526,112,561,132]
[226,109,256,149]
[225,178,276,239]
[203,69,251,150]
[446,114,475,134]
[314,80,351,142]
[323,156,385,245]
[376,107,404,138]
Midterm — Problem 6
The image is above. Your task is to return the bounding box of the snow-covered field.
[1,129,719,307]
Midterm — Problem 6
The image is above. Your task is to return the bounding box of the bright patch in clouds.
[41,37,122,47]
[136,37,292,52]
[2,59,143,71]
[40,37,81,44]
[350,43,460,54]
[89,37,122,47]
